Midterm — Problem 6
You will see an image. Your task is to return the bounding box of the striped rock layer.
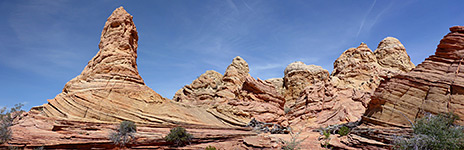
[365,26,464,126]
[39,7,225,126]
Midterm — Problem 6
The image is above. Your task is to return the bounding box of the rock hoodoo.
[365,26,464,126]
[38,7,225,126]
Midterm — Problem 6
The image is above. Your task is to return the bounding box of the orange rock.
[173,70,223,104]
[283,61,330,107]
[374,37,415,73]
[365,26,464,127]
[175,57,287,126]
[38,7,225,127]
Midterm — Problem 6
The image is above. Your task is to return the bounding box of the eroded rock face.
[265,78,285,95]
[40,7,225,127]
[175,57,287,126]
[331,43,381,92]
[285,40,416,129]
[374,37,415,73]
[365,26,464,126]
[284,62,330,107]
[173,70,223,104]
[216,56,250,100]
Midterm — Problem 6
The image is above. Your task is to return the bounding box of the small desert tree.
[0,103,24,144]
[109,120,137,146]
[393,112,464,150]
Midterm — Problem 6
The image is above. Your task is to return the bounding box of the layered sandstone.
[331,43,381,94]
[174,57,287,126]
[283,61,366,129]
[216,56,250,100]
[365,26,464,126]
[173,70,223,104]
[283,62,330,107]
[39,7,225,126]
[265,78,285,95]
[374,37,415,73]
[284,40,415,129]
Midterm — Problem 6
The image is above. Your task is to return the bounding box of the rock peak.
[358,42,368,49]
[450,26,464,33]
[374,37,415,72]
[375,37,403,51]
[79,6,142,86]
[227,56,249,74]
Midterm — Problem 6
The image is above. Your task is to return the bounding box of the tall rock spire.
[39,7,226,126]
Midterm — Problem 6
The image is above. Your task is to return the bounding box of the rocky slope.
[364,26,464,127]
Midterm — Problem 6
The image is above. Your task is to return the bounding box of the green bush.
[338,126,350,136]
[1,103,24,144]
[205,145,217,150]
[393,112,464,150]
[165,127,193,147]
[109,120,137,146]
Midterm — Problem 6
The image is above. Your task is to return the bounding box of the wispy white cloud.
[241,0,255,12]
[356,0,377,40]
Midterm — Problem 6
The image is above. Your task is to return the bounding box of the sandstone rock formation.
[216,56,250,100]
[264,78,285,95]
[365,26,464,126]
[38,7,225,127]
[285,40,416,129]
[283,61,366,129]
[283,61,330,107]
[173,70,223,104]
[174,57,287,126]
[331,43,381,96]
[374,37,415,73]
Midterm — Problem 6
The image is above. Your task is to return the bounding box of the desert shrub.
[338,126,350,136]
[0,103,24,144]
[165,126,193,147]
[280,131,307,150]
[322,129,331,149]
[393,112,464,150]
[205,145,217,150]
[109,120,137,146]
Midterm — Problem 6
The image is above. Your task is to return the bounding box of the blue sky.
[1,0,463,110]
